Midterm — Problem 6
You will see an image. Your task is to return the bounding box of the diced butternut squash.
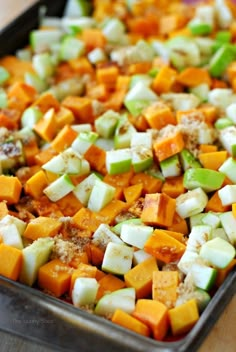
[142,102,176,130]
[132,299,169,340]
[152,271,179,308]
[24,170,49,199]
[51,124,78,152]
[0,175,22,205]
[130,173,163,194]
[23,216,62,241]
[141,193,176,227]
[153,131,185,162]
[0,243,22,281]
[32,92,60,113]
[124,257,158,299]
[168,299,199,336]
[176,67,212,87]
[152,65,178,94]
[33,108,57,142]
[198,151,228,170]
[38,259,72,297]
[97,273,126,300]
[144,229,186,263]
[62,96,94,123]
[161,175,185,198]
[112,309,150,337]
[123,183,143,204]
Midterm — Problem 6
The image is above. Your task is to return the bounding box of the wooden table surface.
[0,0,235,351]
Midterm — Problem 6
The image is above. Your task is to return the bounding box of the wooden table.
[0,0,235,351]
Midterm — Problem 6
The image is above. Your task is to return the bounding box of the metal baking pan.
[0,1,235,351]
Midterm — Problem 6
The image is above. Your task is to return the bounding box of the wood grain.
[0,1,235,351]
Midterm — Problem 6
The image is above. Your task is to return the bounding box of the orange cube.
[0,175,22,205]
[0,243,22,281]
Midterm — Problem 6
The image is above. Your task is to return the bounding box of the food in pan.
[0,0,235,342]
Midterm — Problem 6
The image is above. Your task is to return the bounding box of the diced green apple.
[112,218,143,235]
[0,66,10,84]
[120,223,153,249]
[72,277,99,307]
[219,156,236,183]
[200,237,236,269]
[60,36,85,61]
[131,146,153,173]
[94,110,119,138]
[0,224,23,250]
[218,211,236,245]
[73,172,100,206]
[30,29,62,54]
[106,148,132,175]
[42,148,82,175]
[92,224,123,247]
[176,286,211,313]
[201,212,221,229]
[218,184,236,206]
[63,0,92,17]
[124,81,157,104]
[87,179,115,212]
[187,225,212,253]
[183,168,225,192]
[95,287,136,317]
[160,154,182,178]
[161,93,200,111]
[32,53,55,79]
[0,214,26,235]
[177,250,202,275]
[20,237,54,286]
[114,115,136,149]
[132,249,153,266]
[102,18,126,44]
[187,263,217,291]
[131,131,152,149]
[101,242,134,275]
[71,131,98,155]
[176,187,208,219]
[43,174,75,202]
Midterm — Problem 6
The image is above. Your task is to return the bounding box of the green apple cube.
[189,213,205,229]
[131,132,152,149]
[72,277,99,307]
[125,100,150,117]
[42,148,82,175]
[201,212,221,229]
[226,102,236,123]
[112,218,143,235]
[63,0,92,17]
[133,249,153,266]
[0,66,10,84]
[71,124,92,133]
[20,238,54,286]
[101,242,134,275]
[73,173,100,205]
[43,174,75,202]
[129,74,152,89]
[120,224,153,249]
[0,89,7,108]
[187,225,212,253]
[49,78,84,101]
[0,214,26,235]
[166,36,201,70]
[95,287,136,317]
[114,115,136,149]
[218,184,236,206]
[176,187,208,219]
[87,179,115,212]
[76,158,90,177]
[177,250,201,275]
[32,53,55,79]
[106,148,132,175]
[92,224,123,247]
[212,227,229,241]
[102,18,126,44]
[219,156,236,183]
[190,83,209,103]
[60,36,85,61]
[125,81,157,104]
[131,146,153,173]
[72,131,98,155]
[188,20,212,36]
[95,137,114,151]
[209,44,235,78]
[160,154,182,178]
[215,117,234,130]
[200,237,236,269]
[0,224,23,250]
[219,211,236,245]
[208,88,235,111]
[25,72,48,94]
[21,106,43,129]
[30,29,62,54]
[88,48,107,64]
[219,127,236,155]
[183,168,225,192]
[94,110,120,138]
[187,263,217,291]
[161,93,200,111]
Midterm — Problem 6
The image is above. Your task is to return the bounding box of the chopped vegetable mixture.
[0,0,236,342]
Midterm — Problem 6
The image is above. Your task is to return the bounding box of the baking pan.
[0,1,235,351]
